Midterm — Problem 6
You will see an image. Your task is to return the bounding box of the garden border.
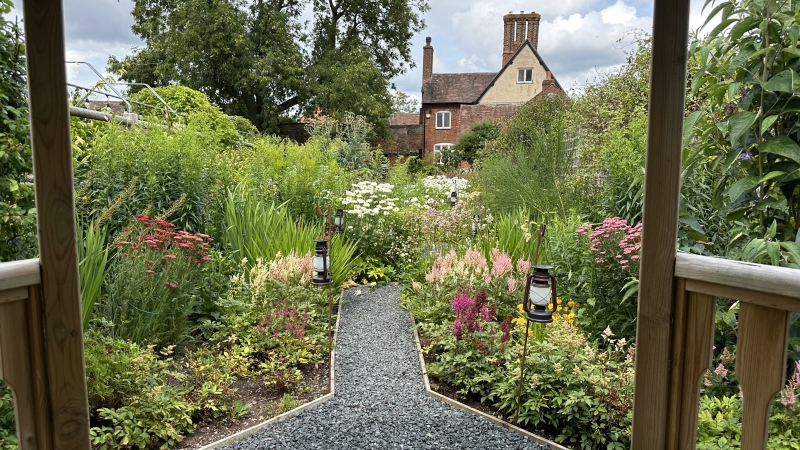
[410,318,570,450]
[194,299,342,450]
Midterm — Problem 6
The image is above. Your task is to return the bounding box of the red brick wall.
[423,104,461,156]
[459,104,522,129]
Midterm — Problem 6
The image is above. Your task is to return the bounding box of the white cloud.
[6,0,721,112]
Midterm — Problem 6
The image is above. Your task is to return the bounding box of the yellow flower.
[517,303,524,313]
[557,306,562,312]
[567,300,575,308]
[556,298,562,305]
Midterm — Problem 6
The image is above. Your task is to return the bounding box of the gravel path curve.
[223,284,548,450]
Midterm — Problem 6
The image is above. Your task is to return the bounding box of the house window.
[435,111,451,129]
[433,143,453,165]
[517,68,533,83]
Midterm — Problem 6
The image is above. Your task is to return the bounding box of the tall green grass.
[223,186,359,288]
[475,209,546,265]
[77,220,109,330]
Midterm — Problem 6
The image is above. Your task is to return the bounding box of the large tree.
[110,0,428,133]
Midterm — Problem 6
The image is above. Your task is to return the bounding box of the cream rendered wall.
[478,46,546,104]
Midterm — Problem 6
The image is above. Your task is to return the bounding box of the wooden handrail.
[0,259,40,292]
[675,253,800,300]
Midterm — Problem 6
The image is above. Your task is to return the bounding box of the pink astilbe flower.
[464,249,487,269]
[714,363,728,378]
[507,277,517,293]
[516,258,531,275]
[490,248,513,278]
[412,281,421,290]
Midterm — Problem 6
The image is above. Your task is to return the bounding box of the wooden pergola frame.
[3,0,799,449]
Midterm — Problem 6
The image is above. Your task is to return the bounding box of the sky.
[7,0,716,111]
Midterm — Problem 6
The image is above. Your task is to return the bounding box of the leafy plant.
[0,0,36,262]
[104,214,213,347]
[686,0,800,263]
[77,219,109,330]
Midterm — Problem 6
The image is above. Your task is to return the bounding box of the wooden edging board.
[196,299,342,450]
[410,317,570,450]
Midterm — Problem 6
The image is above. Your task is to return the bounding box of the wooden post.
[631,0,691,448]
[22,0,91,448]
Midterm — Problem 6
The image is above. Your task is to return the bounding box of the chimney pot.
[546,71,552,79]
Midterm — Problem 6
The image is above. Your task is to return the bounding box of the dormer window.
[517,68,533,83]
[436,111,451,129]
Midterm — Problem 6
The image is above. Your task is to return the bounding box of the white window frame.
[517,68,533,84]
[433,143,453,165]
[435,111,451,129]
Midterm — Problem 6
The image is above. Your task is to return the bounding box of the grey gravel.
[222,284,549,450]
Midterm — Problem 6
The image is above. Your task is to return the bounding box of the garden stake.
[515,222,548,424]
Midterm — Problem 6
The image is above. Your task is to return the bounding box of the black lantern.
[312,239,332,286]
[450,190,457,208]
[381,163,389,179]
[333,208,345,234]
[522,265,557,323]
[472,213,481,237]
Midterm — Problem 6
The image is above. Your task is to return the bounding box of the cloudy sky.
[7,0,715,109]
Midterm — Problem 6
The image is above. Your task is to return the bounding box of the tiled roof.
[389,112,420,126]
[422,73,497,104]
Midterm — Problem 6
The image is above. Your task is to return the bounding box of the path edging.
[195,300,342,450]
[410,318,570,450]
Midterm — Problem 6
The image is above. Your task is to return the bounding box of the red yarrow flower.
[164,281,178,289]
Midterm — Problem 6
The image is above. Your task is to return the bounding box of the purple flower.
[450,290,471,317]
[737,152,753,161]
[451,319,464,339]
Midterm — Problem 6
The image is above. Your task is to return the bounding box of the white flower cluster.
[422,175,469,193]
[341,181,400,218]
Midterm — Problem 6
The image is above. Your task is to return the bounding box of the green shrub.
[85,330,247,449]
[0,1,36,262]
[78,219,109,330]
[444,120,501,167]
[490,321,634,449]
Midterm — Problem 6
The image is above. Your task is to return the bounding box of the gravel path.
[223,284,548,450]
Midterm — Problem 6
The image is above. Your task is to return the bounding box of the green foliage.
[129,85,255,143]
[446,120,501,166]
[686,0,800,263]
[103,215,214,347]
[223,187,358,289]
[696,393,800,449]
[476,95,581,218]
[0,3,36,262]
[390,90,418,113]
[307,112,382,172]
[84,331,246,450]
[489,323,634,449]
[111,0,427,132]
[78,220,109,330]
[0,383,16,450]
[74,123,230,237]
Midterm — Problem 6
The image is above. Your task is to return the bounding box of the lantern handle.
[522,272,534,313]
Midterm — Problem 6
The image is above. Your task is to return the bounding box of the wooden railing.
[666,253,800,448]
[0,258,53,449]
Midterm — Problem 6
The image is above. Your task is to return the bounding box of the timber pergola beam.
[631,0,691,448]
[21,0,91,448]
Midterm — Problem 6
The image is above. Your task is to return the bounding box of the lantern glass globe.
[313,255,330,272]
[529,285,550,307]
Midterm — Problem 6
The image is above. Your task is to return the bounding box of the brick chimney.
[502,11,541,66]
[423,36,433,80]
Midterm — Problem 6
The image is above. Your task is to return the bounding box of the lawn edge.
[410,316,571,450]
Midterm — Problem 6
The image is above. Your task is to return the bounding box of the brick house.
[388,10,564,162]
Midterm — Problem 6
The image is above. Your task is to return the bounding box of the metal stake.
[515,320,531,423]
